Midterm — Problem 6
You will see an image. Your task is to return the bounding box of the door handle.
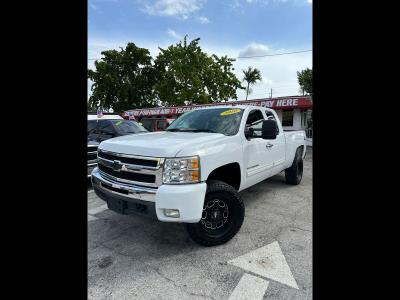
[266,143,273,148]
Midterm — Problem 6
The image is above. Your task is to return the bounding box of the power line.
[237,49,312,59]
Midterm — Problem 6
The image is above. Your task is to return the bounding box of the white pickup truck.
[91,105,306,246]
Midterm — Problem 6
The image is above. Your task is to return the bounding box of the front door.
[243,109,274,185]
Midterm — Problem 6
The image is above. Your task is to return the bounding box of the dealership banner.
[124,96,312,118]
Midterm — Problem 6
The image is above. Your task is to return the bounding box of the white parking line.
[88,189,94,194]
[88,215,98,221]
[228,274,269,300]
[88,204,108,216]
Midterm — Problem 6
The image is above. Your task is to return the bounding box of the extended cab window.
[166,108,244,136]
[265,111,280,134]
[245,109,265,137]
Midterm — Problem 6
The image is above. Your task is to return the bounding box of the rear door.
[265,110,286,173]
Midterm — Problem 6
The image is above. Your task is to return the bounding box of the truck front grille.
[87,145,98,162]
[97,149,162,188]
[87,152,97,161]
[98,163,156,183]
[98,151,158,167]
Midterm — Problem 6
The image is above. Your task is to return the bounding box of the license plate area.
[101,182,129,195]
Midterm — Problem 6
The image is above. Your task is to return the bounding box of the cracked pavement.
[88,148,312,299]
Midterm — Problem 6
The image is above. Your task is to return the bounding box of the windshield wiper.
[187,129,218,133]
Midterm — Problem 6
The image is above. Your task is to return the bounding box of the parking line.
[88,204,108,216]
[228,274,269,300]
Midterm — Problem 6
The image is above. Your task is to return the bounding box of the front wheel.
[186,181,244,247]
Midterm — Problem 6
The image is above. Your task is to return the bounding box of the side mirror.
[244,126,254,138]
[261,120,278,139]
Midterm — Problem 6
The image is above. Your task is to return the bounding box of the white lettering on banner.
[125,97,308,117]
[276,99,298,107]
[263,100,274,107]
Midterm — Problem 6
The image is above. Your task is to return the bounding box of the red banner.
[124,96,312,118]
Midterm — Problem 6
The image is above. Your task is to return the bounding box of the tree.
[242,67,262,100]
[297,68,312,95]
[88,43,157,112]
[153,37,243,106]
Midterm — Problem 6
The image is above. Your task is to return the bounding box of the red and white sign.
[124,96,312,118]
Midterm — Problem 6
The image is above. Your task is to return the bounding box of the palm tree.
[242,67,262,100]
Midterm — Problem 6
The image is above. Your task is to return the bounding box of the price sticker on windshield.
[115,120,123,126]
[220,108,241,116]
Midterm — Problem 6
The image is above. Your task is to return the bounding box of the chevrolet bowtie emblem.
[112,160,123,171]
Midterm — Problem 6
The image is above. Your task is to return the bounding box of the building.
[123,95,313,145]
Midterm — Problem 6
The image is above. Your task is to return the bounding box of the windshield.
[166,108,244,136]
[110,120,148,135]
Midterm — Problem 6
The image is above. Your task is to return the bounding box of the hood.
[98,131,226,157]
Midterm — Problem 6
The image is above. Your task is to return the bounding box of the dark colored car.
[88,119,148,143]
[87,139,99,178]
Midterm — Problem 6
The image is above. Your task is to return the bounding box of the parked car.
[87,139,99,178]
[91,106,306,246]
[88,117,148,143]
[140,117,175,132]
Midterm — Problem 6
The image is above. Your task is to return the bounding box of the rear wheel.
[186,181,244,246]
[285,148,304,185]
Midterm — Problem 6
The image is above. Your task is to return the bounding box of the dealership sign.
[124,96,312,118]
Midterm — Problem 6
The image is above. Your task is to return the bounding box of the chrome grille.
[97,149,163,188]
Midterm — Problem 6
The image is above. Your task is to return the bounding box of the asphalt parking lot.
[88,148,312,300]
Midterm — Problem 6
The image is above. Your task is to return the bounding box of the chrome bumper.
[91,167,157,202]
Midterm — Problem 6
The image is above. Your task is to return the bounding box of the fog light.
[164,209,180,218]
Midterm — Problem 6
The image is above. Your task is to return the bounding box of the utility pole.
[270,88,272,99]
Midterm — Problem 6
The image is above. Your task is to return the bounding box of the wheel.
[186,180,245,246]
[285,148,304,185]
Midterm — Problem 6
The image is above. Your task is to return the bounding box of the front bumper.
[91,167,207,223]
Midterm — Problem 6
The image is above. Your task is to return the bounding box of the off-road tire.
[186,180,245,246]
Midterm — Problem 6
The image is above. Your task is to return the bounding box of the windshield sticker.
[220,108,241,116]
[115,120,123,126]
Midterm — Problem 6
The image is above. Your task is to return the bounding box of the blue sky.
[88,0,312,100]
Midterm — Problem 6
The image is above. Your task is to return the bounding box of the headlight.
[162,156,200,184]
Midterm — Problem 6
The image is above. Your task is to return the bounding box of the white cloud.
[198,16,210,24]
[139,0,206,19]
[239,42,270,57]
[167,28,183,40]
[307,0,312,3]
